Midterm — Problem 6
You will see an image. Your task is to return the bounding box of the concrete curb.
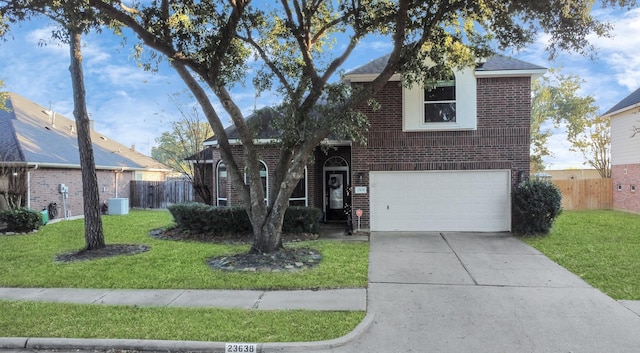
[0,312,375,353]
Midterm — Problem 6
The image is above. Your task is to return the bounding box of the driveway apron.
[332,232,640,353]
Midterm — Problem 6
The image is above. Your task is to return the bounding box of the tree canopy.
[2,0,636,252]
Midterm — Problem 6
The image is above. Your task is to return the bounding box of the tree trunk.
[249,206,286,254]
[248,152,310,254]
[69,29,105,251]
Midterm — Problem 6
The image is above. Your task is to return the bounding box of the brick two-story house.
[603,86,640,214]
[199,54,545,232]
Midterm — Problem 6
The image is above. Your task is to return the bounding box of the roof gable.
[344,53,546,80]
[0,93,170,171]
[204,107,282,145]
[603,86,640,116]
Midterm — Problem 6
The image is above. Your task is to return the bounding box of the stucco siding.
[611,112,640,165]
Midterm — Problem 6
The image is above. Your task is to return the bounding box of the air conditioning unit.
[108,198,129,215]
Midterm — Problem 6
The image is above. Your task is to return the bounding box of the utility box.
[108,198,129,215]
[40,209,48,225]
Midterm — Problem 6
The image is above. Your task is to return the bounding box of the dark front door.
[325,170,348,221]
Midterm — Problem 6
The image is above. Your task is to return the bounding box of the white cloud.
[88,64,162,86]
[21,25,70,58]
[588,8,640,90]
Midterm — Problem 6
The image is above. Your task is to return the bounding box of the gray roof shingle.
[0,93,170,170]
[345,53,545,76]
[204,107,282,144]
[603,87,640,116]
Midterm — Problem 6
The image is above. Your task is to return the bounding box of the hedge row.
[168,202,321,235]
[0,208,42,233]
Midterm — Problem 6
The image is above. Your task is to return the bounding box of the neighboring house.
[0,93,171,218]
[602,87,640,214]
[199,54,545,232]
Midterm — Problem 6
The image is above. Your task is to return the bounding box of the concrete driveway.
[331,232,640,353]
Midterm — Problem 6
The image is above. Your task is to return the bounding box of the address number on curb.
[225,343,257,353]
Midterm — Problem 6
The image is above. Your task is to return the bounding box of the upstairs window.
[403,66,476,131]
[424,76,456,123]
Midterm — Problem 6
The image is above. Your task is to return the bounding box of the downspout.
[27,171,31,209]
[114,168,125,198]
[27,164,38,210]
[114,170,119,198]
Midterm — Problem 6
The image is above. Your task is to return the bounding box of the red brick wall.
[28,168,133,218]
[202,76,532,230]
[351,77,532,228]
[207,145,352,211]
[612,164,640,213]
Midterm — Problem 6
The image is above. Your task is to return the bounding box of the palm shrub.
[512,179,562,235]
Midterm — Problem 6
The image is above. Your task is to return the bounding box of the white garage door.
[370,170,511,232]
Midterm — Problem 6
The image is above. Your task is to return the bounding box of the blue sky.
[1,6,639,170]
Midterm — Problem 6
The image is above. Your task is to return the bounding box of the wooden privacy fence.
[130,179,195,209]
[551,178,612,210]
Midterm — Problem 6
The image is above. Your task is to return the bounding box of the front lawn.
[0,210,368,289]
[0,209,368,342]
[0,300,365,342]
[523,210,640,300]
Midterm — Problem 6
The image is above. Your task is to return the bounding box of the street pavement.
[2,231,640,353]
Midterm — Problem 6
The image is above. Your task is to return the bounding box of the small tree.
[0,84,25,210]
[151,93,214,204]
[0,161,27,210]
[569,115,611,178]
[531,71,599,173]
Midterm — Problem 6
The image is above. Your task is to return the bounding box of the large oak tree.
[6,0,638,253]
[89,0,635,253]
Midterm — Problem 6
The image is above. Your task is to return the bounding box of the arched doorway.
[323,156,349,222]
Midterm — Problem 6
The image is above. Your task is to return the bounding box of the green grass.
[0,209,368,289]
[0,300,365,342]
[522,210,640,300]
[0,209,368,342]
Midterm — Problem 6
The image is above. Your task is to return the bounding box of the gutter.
[204,138,353,148]
[602,102,640,118]
[475,68,547,79]
[24,162,171,173]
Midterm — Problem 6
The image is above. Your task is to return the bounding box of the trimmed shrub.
[282,206,322,234]
[512,180,562,235]
[0,208,43,233]
[168,203,251,235]
[167,203,321,236]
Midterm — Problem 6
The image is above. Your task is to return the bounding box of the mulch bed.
[208,247,322,273]
[148,226,320,244]
[150,227,323,272]
[55,244,150,263]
